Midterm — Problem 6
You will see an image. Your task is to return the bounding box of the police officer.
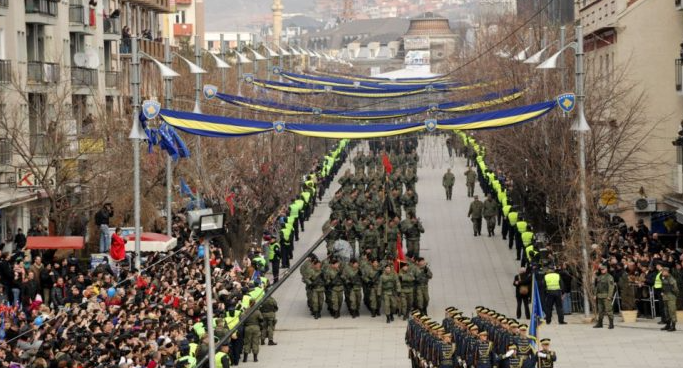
[543,267,566,325]
[593,264,615,329]
[268,238,281,283]
[215,343,231,368]
[443,168,455,200]
[468,195,484,236]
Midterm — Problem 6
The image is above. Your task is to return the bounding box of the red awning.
[25,236,85,250]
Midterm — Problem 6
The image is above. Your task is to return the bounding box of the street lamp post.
[537,25,591,319]
[164,38,173,237]
[130,35,143,270]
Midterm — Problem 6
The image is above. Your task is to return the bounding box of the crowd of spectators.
[0,141,348,368]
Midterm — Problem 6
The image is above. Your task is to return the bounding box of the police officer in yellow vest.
[520,226,534,267]
[652,263,666,325]
[215,342,231,368]
[508,211,519,251]
[177,344,197,368]
[544,266,566,325]
[502,203,512,242]
[515,218,528,261]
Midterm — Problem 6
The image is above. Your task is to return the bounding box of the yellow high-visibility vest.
[544,272,561,291]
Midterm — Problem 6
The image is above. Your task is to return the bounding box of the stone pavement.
[256,136,683,368]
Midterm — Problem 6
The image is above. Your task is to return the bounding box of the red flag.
[382,153,393,174]
[394,233,405,272]
[225,192,236,216]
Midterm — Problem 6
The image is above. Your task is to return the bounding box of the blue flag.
[529,273,545,346]
[179,178,195,199]
[0,312,5,341]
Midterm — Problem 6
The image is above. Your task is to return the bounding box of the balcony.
[25,0,58,25]
[27,61,59,84]
[105,70,119,89]
[120,38,177,60]
[103,17,121,41]
[71,67,98,89]
[0,60,10,84]
[123,0,172,13]
[69,4,95,35]
[174,23,193,38]
[677,59,683,94]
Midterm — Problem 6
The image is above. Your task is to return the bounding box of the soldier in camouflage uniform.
[468,195,484,237]
[415,257,433,314]
[379,263,400,323]
[325,258,345,319]
[400,188,419,217]
[343,258,363,318]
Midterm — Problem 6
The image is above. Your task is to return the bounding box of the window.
[0,137,11,165]
[175,11,186,24]
[26,24,45,62]
[0,28,5,59]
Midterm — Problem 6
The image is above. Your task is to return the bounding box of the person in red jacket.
[110,227,127,262]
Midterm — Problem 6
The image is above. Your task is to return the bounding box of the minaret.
[272,0,283,47]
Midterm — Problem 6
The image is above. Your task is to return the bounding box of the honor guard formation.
[406,307,557,368]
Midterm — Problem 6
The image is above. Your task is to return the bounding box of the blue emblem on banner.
[353,81,360,88]
[425,119,437,132]
[557,93,576,113]
[272,66,281,75]
[273,121,286,133]
[324,85,333,92]
[203,84,218,100]
[142,100,161,120]
[244,74,254,84]
[312,107,322,115]
[429,103,439,112]
[425,85,435,92]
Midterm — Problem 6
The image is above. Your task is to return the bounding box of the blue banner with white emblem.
[424,119,437,132]
[244,73,254,84]
[142,100,161,120]
[272,66,282,75]
[556,93,576,113]
[273,121,286,133]
[203,84,218,100]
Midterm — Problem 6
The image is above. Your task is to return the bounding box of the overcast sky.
[204,0,313,31]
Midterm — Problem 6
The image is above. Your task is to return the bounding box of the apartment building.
[576,0,683,223]
[0,0,172,245]
[162,0,205,48]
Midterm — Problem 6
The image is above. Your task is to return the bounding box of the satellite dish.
[73,53,87,68]
[85,48,100,69]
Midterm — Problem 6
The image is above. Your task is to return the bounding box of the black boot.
[243,353,248,363]
[403,314,408,321]
[593,318,603,328]
[268,340,277,345]
[390,314,395,321]
[608,317,614,329]
[668,322,676,332]
[371,309,376,317]
[386,315,391,324]
[661,322,670,331]
[261,339,265,345]
[254,354,258,362]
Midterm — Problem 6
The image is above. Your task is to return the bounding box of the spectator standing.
[13,229,26,251]
[513,267,531,319]
[95,203,114,253]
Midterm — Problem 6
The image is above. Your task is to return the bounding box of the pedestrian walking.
[513,267,531,319]
[483,194,498,236]
[465,167,477,198]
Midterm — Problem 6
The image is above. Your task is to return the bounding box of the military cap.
[540,338,551,345]
[420,316,431,322]
[509,322,519,328]
[445,306,457,312]
[475,306,484,312]
[486,310,496,316]
[478,331,488,336]
[436,326,445,332]
[468,325,479,331]
[442,332,453,338]
[519,324,528,331]
[412,310,422,317]
[496,316,505,321]
[428,322,439,328]
[500,318,509,324]
[462,319,472,324]
[480,308,490,313]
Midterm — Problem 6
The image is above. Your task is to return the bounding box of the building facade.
[576,0,683,222]
[0,0,173,247]
[162,0,205,48]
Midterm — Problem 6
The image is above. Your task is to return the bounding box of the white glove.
[505,350,514,358]
[538,352,547,358]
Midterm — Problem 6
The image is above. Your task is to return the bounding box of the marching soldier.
[401,188,419,216]
[501,344,526,368]
[537,338,557,368]
[398,261,416,320]
[483,194,498,237]
[378,263,400,323]
[442,168,455,201]
[593,264,615,329]
[325,259,345,319]
[465,166,477,198]
[514,324,536,368]
[401,212,425,257]
[305,260,326,319]
[475,330,497,368]
[343,258,363,318]
[415,257,432,315]
[468,195,484,237]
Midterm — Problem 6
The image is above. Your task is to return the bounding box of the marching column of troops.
[406,307,557,368]
[300,139,435,323]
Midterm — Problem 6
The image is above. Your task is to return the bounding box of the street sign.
[17,169,35,187]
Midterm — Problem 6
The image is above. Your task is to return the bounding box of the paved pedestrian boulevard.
[259,136,683,368]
